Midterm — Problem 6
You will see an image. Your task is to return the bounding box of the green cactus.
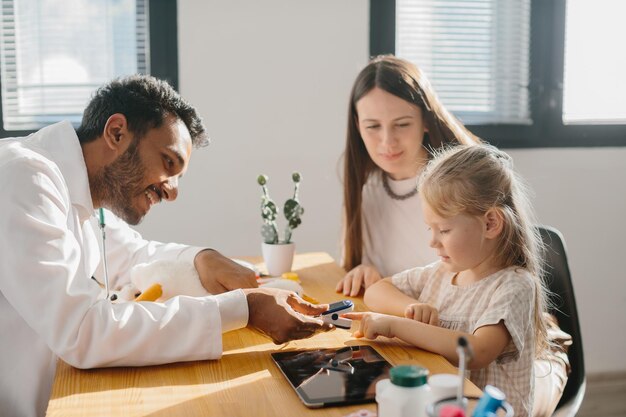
[257,172,304,244]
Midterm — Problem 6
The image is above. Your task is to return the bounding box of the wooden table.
[47,252,480,417]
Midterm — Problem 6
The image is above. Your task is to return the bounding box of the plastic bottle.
[376,365,431,417]
[471,385,514,417]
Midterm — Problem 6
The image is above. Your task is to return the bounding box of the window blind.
[0,0,149,131]
[395,0,531,125]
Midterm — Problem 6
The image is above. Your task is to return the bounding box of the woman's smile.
[379,150,404,161]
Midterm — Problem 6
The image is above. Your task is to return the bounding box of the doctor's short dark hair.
[76,74,209,148]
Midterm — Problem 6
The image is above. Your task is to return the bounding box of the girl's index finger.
[342,312,365,320]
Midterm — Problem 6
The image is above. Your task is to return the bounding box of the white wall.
[137,0,367,259]
[136,0,626,374]
[509,148,626,374]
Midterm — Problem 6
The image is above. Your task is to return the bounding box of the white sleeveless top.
[360,171,437,277]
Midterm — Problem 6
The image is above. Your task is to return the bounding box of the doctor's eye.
[163,155,176,172]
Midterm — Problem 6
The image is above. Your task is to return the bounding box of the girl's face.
[356,87,428,180]
[422,201,499,278]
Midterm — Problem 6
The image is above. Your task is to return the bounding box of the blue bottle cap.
[472,385,506,417]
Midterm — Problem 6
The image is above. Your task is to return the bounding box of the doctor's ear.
[103,113,129,151]
[484,208,504,238]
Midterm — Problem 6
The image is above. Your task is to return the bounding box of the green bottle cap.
[390,365,429,387]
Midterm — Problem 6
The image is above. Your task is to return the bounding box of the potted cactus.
[257,172,304,276]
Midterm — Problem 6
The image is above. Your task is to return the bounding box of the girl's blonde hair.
[419,144,550,354]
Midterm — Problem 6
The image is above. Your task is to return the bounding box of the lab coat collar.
[28,121,95,222]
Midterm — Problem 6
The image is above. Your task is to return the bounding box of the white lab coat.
[0,121,248,417]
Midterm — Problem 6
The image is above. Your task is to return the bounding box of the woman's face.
[356,87,428,180]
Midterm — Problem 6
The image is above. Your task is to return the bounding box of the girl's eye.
[365,124,380,130]
[440,229,450,234]
[165,157,174,169]
[396,123,410,128]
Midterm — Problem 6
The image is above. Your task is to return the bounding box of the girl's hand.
[404,303,439,326]
[343,312,395,339]
[336,265,382,297]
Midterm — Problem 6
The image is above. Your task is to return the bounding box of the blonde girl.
[344,144,551,417]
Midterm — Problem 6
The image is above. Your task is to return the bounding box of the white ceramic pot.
[261,242,295,276]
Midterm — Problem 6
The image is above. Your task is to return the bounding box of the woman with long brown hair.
[337,55,481,296]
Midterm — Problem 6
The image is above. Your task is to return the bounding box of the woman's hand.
[335,264,382,297]
[404,303,439,326]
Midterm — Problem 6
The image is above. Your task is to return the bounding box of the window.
[396,0,531,125]
[0,0,177,137]
[371,0,626,148]
[562,0,626,124]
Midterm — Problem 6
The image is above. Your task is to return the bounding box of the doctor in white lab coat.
[0,75,330,417]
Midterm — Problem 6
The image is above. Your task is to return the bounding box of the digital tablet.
[271,345,392,408]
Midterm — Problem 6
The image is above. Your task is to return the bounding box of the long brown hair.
[418,144,550,352]
[343,55,481,271]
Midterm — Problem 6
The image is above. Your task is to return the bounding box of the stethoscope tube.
[98,208,110,300]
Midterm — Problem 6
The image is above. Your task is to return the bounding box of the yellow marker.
[134,283,163,302]
[281,272,300,282]
[301,293,319,304]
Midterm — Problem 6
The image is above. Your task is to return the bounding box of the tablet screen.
[271,345,392,408]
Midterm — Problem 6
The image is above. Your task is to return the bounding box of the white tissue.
[258,278,303,295]
[130,260,210,301]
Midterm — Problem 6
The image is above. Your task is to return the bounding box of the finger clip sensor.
[322,300,354,329]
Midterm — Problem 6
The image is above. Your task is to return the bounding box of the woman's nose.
[380,127,396,146]
[161,177,179,201]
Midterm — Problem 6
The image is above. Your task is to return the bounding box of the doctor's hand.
[335,264,382,297]
[244,288,333,344]
[194,249,258,294]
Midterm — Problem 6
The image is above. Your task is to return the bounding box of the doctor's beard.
[90,138,147,225]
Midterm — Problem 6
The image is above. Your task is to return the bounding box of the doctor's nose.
[161,177,179,201]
